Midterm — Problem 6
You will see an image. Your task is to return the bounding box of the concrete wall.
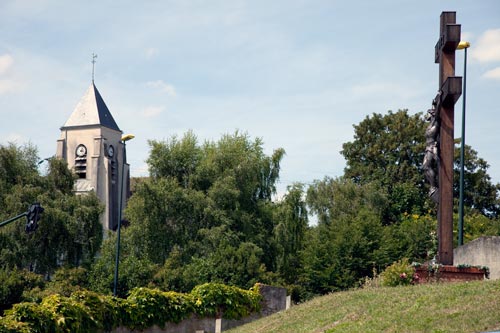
[454,236,500,280]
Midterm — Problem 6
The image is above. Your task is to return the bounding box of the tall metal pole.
[458,42,469,246]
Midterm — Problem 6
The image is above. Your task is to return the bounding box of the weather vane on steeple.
[92,53,98,83]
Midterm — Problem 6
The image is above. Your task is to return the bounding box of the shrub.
[41,294,97,333]
[1,282,263,330]
[126,287,193,329]
[3,301,56,332]
[191,283,262,319]
[380,258,415,287]
[70,290,121,331]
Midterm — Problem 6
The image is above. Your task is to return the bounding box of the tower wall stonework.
[57,83,129,232]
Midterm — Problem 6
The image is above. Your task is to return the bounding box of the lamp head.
[121,134,135,142]
[457,41,470,50]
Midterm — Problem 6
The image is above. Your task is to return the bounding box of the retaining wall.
[454,236,500,279]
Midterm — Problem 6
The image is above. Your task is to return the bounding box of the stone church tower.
[56,82,130,231]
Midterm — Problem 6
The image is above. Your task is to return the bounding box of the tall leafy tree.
[124,131,285,288]
[0,143,103,277]
[303,178,387,293]
[341,109,500,220]
[273,183,308,284]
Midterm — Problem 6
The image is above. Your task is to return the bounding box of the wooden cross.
[434,12,462,265]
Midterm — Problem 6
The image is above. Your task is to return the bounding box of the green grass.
[227,280,500,333]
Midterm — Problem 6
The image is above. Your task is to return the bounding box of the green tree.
[341,109,500,221]
[0,143,103,277]
[453,141,500,218]
[303,178,387,293]
[273,183,308,284]
[125,131,285,283]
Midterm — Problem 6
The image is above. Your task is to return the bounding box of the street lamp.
[457,41,470,246]
[113,133,135,296]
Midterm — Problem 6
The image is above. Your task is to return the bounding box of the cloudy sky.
[1,1,500,195]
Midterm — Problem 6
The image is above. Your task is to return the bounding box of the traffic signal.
[25,203,44,233]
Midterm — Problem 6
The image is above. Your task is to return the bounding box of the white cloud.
[146,80,177,96]
[141,105,165,118]
[472,29,500,63]
[0,54,14,74]
[483,67,500,80]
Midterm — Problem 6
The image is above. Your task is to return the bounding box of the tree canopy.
[341,109,500,220]
[2,108,500,304]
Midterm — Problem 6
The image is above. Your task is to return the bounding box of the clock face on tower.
[108,145,114,157]
[76,144,87,157]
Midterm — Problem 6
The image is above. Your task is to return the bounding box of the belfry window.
[75,144,87,179]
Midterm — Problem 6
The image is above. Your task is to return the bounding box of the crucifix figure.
[429,12,462,265]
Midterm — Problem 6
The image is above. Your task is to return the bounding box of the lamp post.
[457,41,470,246]
[113,133,135,296]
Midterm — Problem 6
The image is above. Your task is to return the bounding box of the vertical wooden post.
[435,12,462,265]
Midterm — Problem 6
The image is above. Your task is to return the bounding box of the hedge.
[0,283,262,332]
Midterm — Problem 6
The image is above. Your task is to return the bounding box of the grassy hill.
[227,280,500,333]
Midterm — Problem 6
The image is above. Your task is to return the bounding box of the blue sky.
[1,1,500,196]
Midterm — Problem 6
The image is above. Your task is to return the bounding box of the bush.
[126,288,193,329]
[1,282,263,330]
[3,302,56,333]
[191,283,262,319]
[380,258,415,287]
[70,290,122,332]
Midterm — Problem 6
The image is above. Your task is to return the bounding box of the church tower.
[56,82,130,231]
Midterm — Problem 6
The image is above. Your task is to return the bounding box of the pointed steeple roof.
[62,83,121,132]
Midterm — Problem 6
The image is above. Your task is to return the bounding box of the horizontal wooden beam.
[435,24,461,63]
[440,76,462,106]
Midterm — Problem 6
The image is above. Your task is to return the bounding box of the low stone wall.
[111,284,288,333]
[454,236,500,280]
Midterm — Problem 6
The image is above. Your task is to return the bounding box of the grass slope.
[227,280,500,333]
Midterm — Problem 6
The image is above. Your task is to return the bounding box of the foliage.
[191,283,262,319]
[341,110,427,221]
[124,131,286,290]
[126,288,193,328]
[0,269,44,315]
[453,140,500,218]
[0,143,103,277]
[302,178,387,294]
[273,183,308,284]
[341,109,500,221]
[460,212,500,244]
[0,283,262,331]
[3,301,56,333]
[379,258,415,287]
[88,232,157,298]
[70,290,122,331]
[23,267,90,303]
[377,213,437,266]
